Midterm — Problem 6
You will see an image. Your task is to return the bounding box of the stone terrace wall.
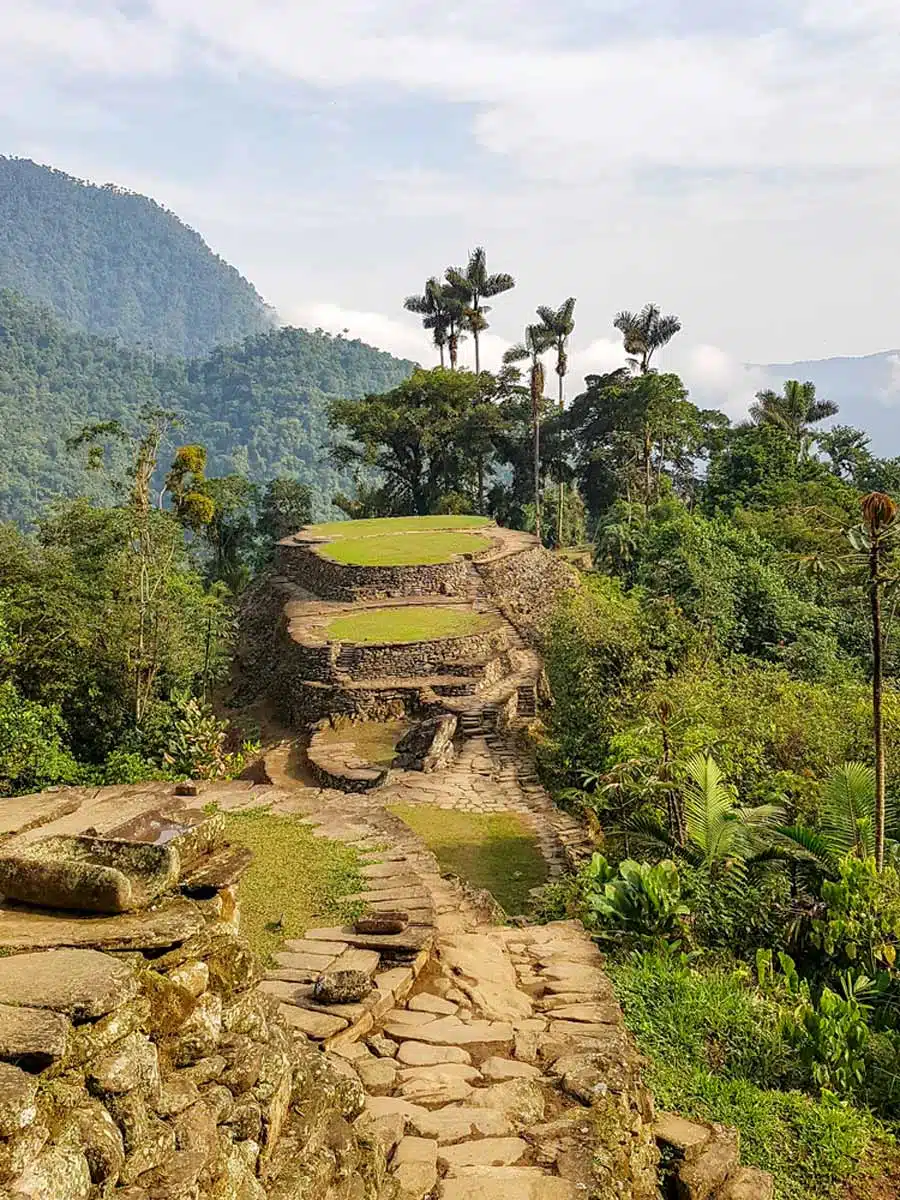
[476,546,579,648]
[0,928,386,1200]
[276,541,473,601]
[322,625,510,682]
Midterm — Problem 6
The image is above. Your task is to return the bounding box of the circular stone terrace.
[303,515,496,567]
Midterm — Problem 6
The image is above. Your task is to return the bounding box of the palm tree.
[749,380,838,457]
[504,325,553,542]
[537,298,577,545]
[777,762,897,871]
[626,752,783,873]
[613,303,681,374]
[403,277,449,368]
[849,493,900,869]
[446,247,515,374]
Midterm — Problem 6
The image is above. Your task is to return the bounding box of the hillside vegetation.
[0,290,414,524]
[0,156,272,356]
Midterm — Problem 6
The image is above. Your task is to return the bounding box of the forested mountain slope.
[0,156,273,356]
[0,290,414,523]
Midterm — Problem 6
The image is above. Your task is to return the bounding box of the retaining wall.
[476,545,579,647]
[276,540,473,601]
[0,908,385,1199]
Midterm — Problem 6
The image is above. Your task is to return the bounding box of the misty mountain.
[757,349,900,451]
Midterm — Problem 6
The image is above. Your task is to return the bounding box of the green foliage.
[0,680,81,795]
[810,856,900,976]
[0,290,413,526]
[162,694,258,781]
[609,953,881,1199]
[0,156,272,357]
[784,973,873,1095]
[580,853,688,940]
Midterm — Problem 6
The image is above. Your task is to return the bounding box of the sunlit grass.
[325,605,494,644]
[389,804,547,915]
[316,530,493,566]
[306,515,492,538]
[222,808,363,963]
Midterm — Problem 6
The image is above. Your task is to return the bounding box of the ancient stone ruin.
[0,519,773,1198]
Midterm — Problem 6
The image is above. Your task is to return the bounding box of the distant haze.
[755,351,900,453]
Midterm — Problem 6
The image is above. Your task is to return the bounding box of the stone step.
[438,1166,577,1200]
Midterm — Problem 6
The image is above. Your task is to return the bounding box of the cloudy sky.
[3,1,899,413]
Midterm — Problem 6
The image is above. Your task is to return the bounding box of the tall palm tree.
[613,303,681,374]
[403,277,449,368]
[537,298,577,545]
[446,247,515,374]
[440,285,468,370]
[504,325,553,543]
[749,380,838,457]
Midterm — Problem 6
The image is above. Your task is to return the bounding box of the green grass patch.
[319,719,409,767]
[307,515,492,537]
[325,605,494,645]
[389,804,547,914]
[608,954,885,1200]
[222,808,363,964]
[317,530,493,566]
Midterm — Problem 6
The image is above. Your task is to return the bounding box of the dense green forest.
[6,233,900,1195]
[0,289,414,524]
[0,157,274,356]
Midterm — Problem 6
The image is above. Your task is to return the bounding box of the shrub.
[580,853,688,942]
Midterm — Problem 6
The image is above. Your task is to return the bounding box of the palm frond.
[822,761,876,858]
[503,343,529,364]
[484,271,515,297]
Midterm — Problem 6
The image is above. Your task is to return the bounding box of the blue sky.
[3,0,900,413]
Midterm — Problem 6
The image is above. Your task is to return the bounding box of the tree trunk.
[643,428,652,510]
[557,368,565,547]
[534,409,541,545]
[474,330,480,375]
[871,542,886,870]
[477,455,484,515]
[439,343,445,369]
[449,334,458,370]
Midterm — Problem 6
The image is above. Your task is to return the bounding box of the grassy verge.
[390,804,547,914]
[306,516,492,537]
[222,808,364,963]
[607,954,886,1200]
[325,605,494,644]
[317,530,493,566]
[318,719,409,767]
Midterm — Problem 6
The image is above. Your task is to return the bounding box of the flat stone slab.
[0,900,204,952]
[408,994,458,1016]
[305,926,432,953]
[438,1139,528,1171]
[283,938,348,957]
[480,1058,542,1082]
[272,951,336,973]
[0,793,83,839]
[545,1004,619,1024]
[398,1064,482,1085]
[383,1017,514,1046]
[0,1002,71,1066]
[0,949,137,1018]
[398,1076,474,1107]
[395,1042,472,1067]
[439,1166,577,1199]
[277,1004,348,1039]
[408,1105,514,1143]
[654,1112,712,1153]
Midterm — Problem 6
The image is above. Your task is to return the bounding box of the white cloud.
[286,303,430,364]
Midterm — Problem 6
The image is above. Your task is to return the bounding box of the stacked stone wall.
[476,546,579,647]
[276,542,472,601]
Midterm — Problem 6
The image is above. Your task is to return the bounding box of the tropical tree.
[504,325,553,542]
[445,247,515,374]
[846,492,900,869]
[537,298,577,544]
[403,277,450,368]
[749,380,838,458]
[777,762,897,872]
[613,303,682,375]
[627,752,783,874]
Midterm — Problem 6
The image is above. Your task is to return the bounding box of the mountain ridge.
[0,156,275,357]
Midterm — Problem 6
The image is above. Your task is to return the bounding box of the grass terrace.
[305,515,493,538]
[317,718,409,767]
[316,529,493,566]
[389,805,547,915]
[324,604,496,644]
[221,808,363,963]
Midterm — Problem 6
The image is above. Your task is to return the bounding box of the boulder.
[313,970,373,1005]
